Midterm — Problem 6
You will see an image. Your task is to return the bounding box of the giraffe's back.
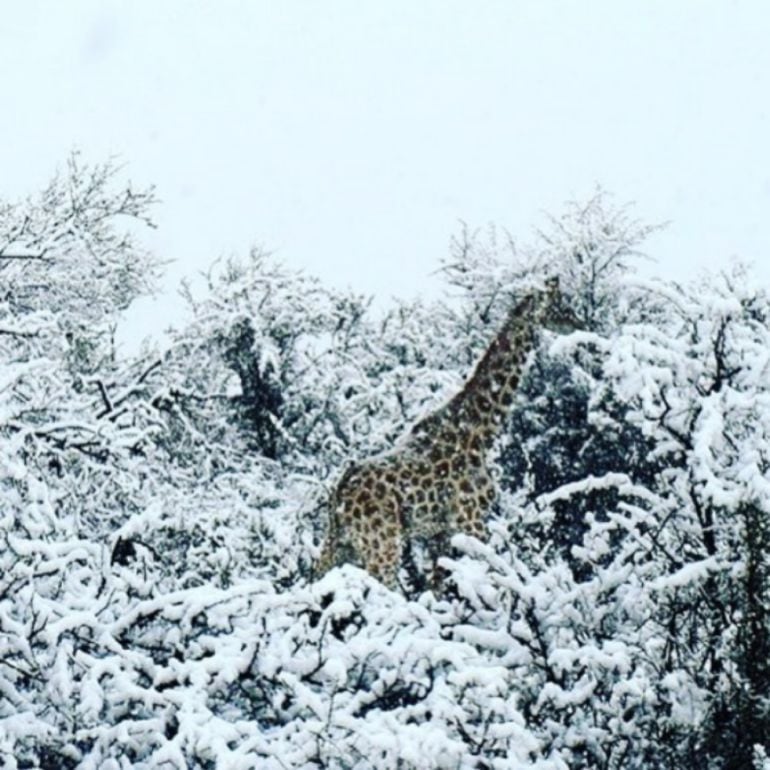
[320,435,491,587]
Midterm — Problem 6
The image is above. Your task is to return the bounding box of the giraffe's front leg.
[422,496,488,596]
[455,502,488,541]
[454,464,493,541]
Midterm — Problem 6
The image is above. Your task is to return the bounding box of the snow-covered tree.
[2,163,768,769]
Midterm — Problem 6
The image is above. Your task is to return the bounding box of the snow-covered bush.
[1,166,768,769]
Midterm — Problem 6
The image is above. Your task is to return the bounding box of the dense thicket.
[1,160,768,769]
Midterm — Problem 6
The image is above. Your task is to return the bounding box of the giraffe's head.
[531,276,583,334]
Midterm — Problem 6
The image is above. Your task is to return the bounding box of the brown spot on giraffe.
[316,277,582,589]
[451,455,467,473]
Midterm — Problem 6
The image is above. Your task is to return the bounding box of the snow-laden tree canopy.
[1,162,768,769]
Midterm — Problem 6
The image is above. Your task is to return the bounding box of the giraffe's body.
[317,278,580,588]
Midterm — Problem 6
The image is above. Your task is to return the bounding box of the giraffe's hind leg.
[315,536,336,578]
[352,495,403,589]
[316,521,355,580]
[369,533,402,589]
[315,495,361,580]
[425,527,453,594]
[349,525,401,588]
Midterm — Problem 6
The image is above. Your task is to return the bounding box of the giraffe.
[317,277,582,589]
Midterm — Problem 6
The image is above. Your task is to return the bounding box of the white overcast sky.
[2,1,770,344]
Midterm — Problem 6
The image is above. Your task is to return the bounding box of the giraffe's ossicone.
[317,277,582,589]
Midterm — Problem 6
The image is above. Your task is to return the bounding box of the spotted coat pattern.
[317,278,580,588]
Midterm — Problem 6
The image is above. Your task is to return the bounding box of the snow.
[1,172,768,767]
[650,557,720,591]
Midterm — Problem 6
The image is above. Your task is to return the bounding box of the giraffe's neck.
[409,296,539,453]
[451,307,536,444]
